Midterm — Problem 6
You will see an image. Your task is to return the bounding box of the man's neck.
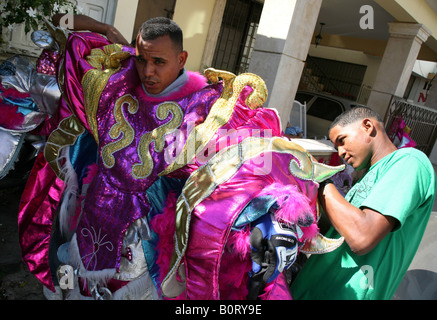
[370,136,398,167]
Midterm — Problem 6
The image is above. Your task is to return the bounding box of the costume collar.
[142,68,188,98]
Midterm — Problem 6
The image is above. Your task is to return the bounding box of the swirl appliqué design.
[101,96,183,180]
[81,226,114,271]
[159,68,268,176]
[132,102,183,179]
[101,94,139,168]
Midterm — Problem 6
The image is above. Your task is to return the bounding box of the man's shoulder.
[383,148,436,194]
[392,147,433,169]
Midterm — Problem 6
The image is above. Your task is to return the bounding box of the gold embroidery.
[132,102,183,179]
[82,44,131,143]
[44,115,85,180]
[159,68,268,176]
[101,94,139,168]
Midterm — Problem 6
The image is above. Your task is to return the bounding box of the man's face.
[329,120,372,170]
[135,34,187,95]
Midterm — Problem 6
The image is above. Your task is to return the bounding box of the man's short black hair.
[329,106,384,133]
[137,17,183,52]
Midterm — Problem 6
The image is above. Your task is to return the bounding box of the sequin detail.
[44,115,85,179]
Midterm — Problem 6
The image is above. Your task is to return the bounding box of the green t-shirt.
[291,147,436,300]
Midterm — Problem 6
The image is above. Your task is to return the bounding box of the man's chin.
[143,84,163,95]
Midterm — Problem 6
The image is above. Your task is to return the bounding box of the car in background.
[294,90,366,139]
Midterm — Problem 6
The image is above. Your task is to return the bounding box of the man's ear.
[178,50,188,69]
[134,34,141,54]
[362,118,377,137]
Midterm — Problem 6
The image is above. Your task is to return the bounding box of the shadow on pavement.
[393,269,437,300]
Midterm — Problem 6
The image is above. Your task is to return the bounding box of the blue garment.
[285,126,303,136]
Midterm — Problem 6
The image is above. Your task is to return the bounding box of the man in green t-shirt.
[291,106,436,300]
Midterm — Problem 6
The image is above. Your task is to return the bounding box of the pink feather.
[149,191,186,299]
[256,183,319,241]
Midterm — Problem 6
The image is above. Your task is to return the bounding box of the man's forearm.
[52,13,109,34]
[318,182,396,255]
[318,183,362,241]
[51,13,129,45]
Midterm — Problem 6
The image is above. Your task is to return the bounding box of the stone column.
[248,0,322,128]
[367,22,431,118]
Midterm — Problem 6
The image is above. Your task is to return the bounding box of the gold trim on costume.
[82,44,131,143]
[101,94,139,169]
[44,115,85,180]
[132,102,183,179]
[300,233,345,254]
[158,68,268,177]
[45,41,130,179]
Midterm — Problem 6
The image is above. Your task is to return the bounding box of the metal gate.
[385,96,437,156]
[211,0,263,75]
[300,56,367,101]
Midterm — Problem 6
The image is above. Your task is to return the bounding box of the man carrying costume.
[14,15,344,300]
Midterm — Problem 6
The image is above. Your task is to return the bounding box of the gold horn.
[300,233,344,254]
[313,162,345,183]
[286,146,345,182]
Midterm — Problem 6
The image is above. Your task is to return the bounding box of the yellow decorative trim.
[101,94,139,168]
[158,68,268,177]
[82,44,131,144]
[44,115,85,180]
[132,102,184,179]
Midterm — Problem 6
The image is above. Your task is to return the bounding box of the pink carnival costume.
[12,29,345,300]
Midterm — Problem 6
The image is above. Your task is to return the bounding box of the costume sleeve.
[61,32,112,132]
[359,151,434,230]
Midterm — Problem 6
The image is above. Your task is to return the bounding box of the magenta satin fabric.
[16,33,109,291]
[57,32,214,272]
[18,152,64,291]
[184,152,318,299]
